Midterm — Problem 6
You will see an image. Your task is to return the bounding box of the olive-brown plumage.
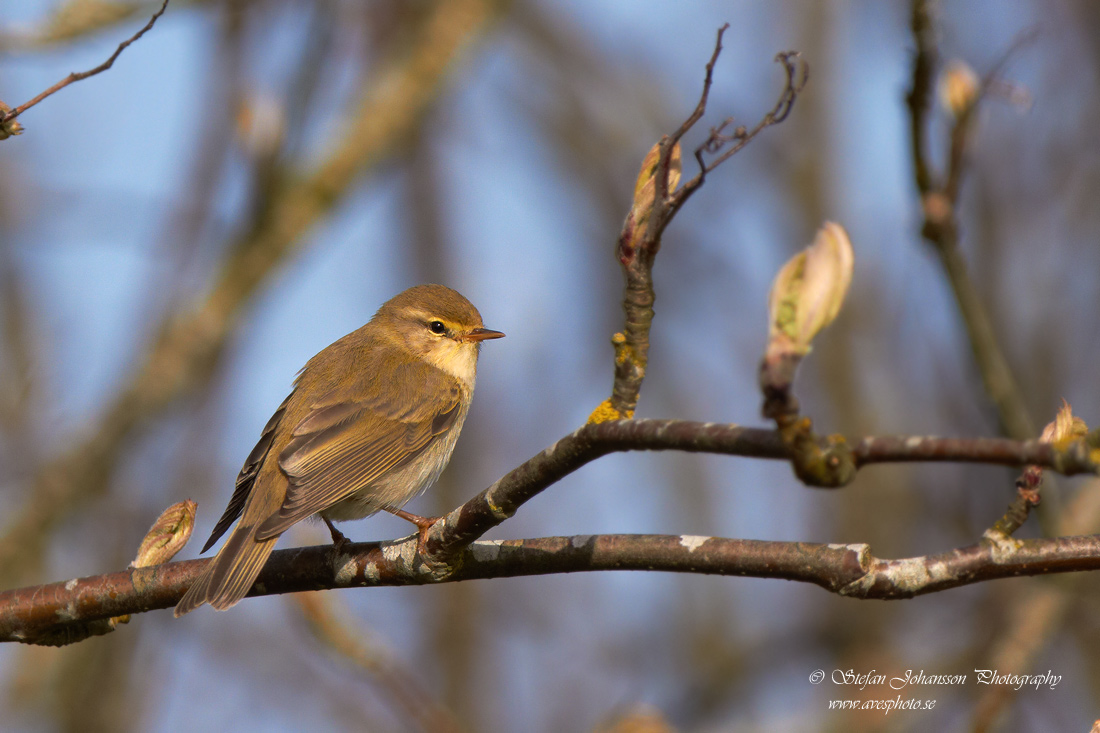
[175,285,503,616]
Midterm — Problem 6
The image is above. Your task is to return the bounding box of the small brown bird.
[175,284,504,616]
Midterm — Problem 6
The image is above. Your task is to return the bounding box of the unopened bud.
[939,60,980,118]
[623,141,681,257]
[766,221,854,359]
[109,500,197,627]
[0,101,24,140]
[131,499,196,569]
[1040,399,1088,450]
[634,141,682,209]
[236,93,286,158]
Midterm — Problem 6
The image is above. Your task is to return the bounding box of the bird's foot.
[389,508,442,557]
[323,517,352,556]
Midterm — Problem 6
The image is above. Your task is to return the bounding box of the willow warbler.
[175,284,503,616]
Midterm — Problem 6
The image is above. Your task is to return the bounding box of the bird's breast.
[319,400,470,523]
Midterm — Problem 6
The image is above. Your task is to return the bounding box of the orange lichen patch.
[587,399,631,424]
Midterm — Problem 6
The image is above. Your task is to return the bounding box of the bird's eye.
[428,320,447,335]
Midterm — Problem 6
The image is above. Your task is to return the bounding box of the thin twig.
[670,24,728,143]
[0,0,171,125]
[671,50,808,222]
[943,28,1038,203]
[697,52,807,174]
[906,0,937,194]
[985,463,1043,539]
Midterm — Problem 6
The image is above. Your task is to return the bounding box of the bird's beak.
[465,327,505,342]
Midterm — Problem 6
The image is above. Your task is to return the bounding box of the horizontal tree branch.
[6,528,1100,644]
[2,417,1098,643]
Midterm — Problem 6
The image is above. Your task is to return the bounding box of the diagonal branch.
[0,0,171,128]
[295,594,464,733]
[423,419,1098,564]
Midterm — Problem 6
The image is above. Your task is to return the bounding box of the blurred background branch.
[905,3,1100,731]
[294,593,464,733]
[907,0,1034,442]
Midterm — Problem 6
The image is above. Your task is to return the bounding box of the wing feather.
[253,368,462,541]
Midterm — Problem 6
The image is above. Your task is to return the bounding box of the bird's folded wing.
[253,383,461,540]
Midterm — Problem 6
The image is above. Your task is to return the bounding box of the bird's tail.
[174,523,278,617]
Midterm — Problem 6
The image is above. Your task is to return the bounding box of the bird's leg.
[387,508,441,556]
[323,517,352,555]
